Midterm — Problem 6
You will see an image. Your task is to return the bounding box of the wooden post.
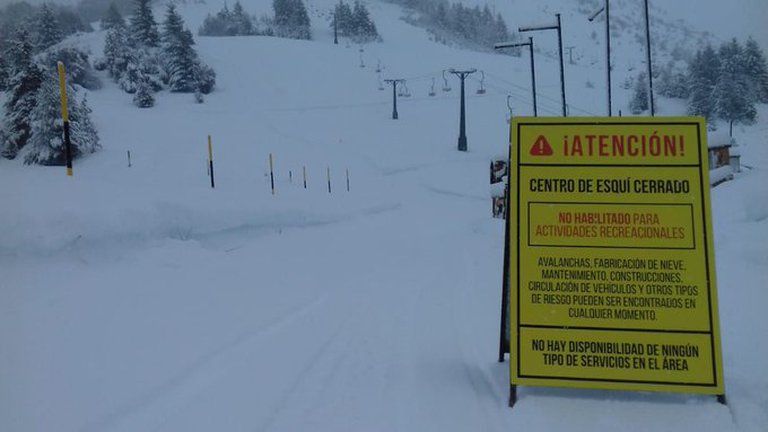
[57,62,73,176]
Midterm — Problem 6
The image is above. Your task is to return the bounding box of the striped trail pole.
[57,62,73,176]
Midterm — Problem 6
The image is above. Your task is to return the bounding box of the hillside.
[1,1,767,431]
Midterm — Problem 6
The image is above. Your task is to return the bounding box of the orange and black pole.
[57,62,73,176]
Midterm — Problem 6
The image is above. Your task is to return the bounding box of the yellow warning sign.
[508,117,724,395]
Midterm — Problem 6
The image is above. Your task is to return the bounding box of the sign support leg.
[499,184,511,363]
[509,384,518,408]
[717,394,727,405]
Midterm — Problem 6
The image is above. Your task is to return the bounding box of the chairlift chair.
[429,77,436,96]
[402,82,412,97]
[376,60,382,73]
[442,70,452,92]
[476,71,486,95]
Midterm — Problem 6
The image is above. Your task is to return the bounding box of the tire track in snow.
[81,294,329,432]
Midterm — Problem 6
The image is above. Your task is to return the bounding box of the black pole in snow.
[449,68,476,152]
[384,79,404,120]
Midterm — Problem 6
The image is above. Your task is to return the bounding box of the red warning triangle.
[530,135,554,156]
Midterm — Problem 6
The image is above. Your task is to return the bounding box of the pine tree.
[1,29,44,159]
[687,45,720,121]
[70,94,100,156]
[194,62,216,94]
[25,75,100,165]
[350,1,378,42]
[34,3,64,51]
[162,4,199,92]
[130,0,160,47]
[0,55,8,92]
[713,39,757,133]
[274,0,311,40]
[133,79,155,107]
[102,1,125,30]
[43,47,102,90]
[103,24,131,79]
[630,73,649,114]
[742,37,768,103]
[119,47,161,94]
[231,1,253,35]
[332,1,353,37]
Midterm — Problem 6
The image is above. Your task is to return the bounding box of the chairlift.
[359,53,365,68]
[378,78,385,91]
[428,77,436,96]
[442,70,452,92]
[402,81,412,97]
[375,60,382,73]
[476,71,486,95]
[397,84,406,97]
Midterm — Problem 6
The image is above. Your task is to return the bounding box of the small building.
[707,130,736,186]
[708,130,734,169]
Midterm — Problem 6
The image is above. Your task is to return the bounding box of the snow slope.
[1,1,767,431]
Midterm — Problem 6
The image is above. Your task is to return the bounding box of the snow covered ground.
[1,1,767,431]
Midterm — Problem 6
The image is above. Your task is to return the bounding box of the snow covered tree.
[70,94,100,155]
[162,4,199,92]
[0,55,8,92]
[194,62,216,94]
[119,47,162,94]
[55,4,91,34]
[24,75,100,165]
[42,47,102,90]
[742,37,768,103]
[231,1,254,35]
[101,1,125,30]
[102,24,131,79]
[199,4,232,36]
[687,45,720,121]
[332,1,353,37]
[657,60,689,99]
[199,1,256,36]
[350,1,379,42]
[133,79,155,107]
[273,0,311,40]
[129,0,160,47]
[629,73,649,114]
[1,29,44,159]
[713,39,757,134]
[33,3,64,52]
